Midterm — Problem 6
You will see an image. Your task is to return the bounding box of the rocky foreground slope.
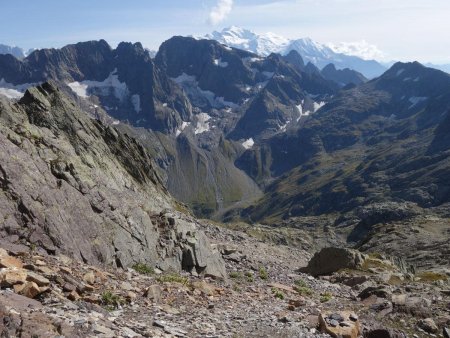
[0,220,449,337]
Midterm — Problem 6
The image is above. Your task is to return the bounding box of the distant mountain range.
[204,26,387,78]
[204,26,450,78]
[0,43,34,59]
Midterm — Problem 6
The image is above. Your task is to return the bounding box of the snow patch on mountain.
[214,58,228,68]
[242,138,254,149]
[408,96,428,109]
[176,121,191,137]
[68,69,129,102]
[131,94,141,113]
[172,73,237,109]
[194,113,211,135]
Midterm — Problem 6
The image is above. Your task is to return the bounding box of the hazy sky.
[1,0,449,63]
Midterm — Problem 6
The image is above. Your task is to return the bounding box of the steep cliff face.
[0,40,192,132]
[0,82,225,278]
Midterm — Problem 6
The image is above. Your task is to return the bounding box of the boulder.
[301,247,367,276]
[417,318,438,334]
[144,285,162,303]
[0,268,27,287]
[319,311,360,338]
[25,271,50,287]
[0,253,23,269]
[16,281,42,299]
[83,272,96,285]
[364,328,407,338]
[358,286,391,300]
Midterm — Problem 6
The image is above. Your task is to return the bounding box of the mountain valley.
[0,31,449,337]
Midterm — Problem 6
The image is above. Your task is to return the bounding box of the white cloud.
[327,40,387,61]
[208,0,233,25]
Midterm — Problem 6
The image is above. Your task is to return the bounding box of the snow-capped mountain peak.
[204,26,387,78]
[205,26,289,56]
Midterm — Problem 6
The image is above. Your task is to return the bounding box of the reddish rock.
[319,311,360,338]
[0,255,24,269]
[17,281,42,299]
[0,268,27,287]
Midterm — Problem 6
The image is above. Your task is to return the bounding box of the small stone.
[34,259,46,266]
[26,271,50,287]
[18,281,42,299]
[83,271,95,285]
[329,319,339,327]
[153,320,165,329]
[121,281,133,291]
[349,313,358,321]
[126,291,137,301]
[67,291,80,301]
[208,303,214,309]
[36,266,54,275]
[83,295,100,304]
[144,285,162,303]
[63,283,76,292]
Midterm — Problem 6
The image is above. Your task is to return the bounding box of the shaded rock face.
[321,63,367,87]
[236,62,450,222]
[0,40,192,132]
[300,248,367,277]
[0,82,225,278]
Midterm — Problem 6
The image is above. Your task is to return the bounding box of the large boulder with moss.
[301,247,367,276]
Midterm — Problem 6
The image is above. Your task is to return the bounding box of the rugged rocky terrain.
[0,36,449,337]
[0,219,449,337]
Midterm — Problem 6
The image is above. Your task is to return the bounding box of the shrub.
[132,263,154,275]
[271,287,285,300]
[229,271,241,279]
[259,267,268,280]
[101,291,123,309]
[156,273,189,286]
[320,292,333,303]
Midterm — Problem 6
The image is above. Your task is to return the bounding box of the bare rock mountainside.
[0,81,225,279]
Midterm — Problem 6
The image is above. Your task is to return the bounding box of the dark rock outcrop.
[300,247,367,276]
[321,63,367,87]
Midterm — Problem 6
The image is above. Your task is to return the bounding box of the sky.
[0,0,449,63]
